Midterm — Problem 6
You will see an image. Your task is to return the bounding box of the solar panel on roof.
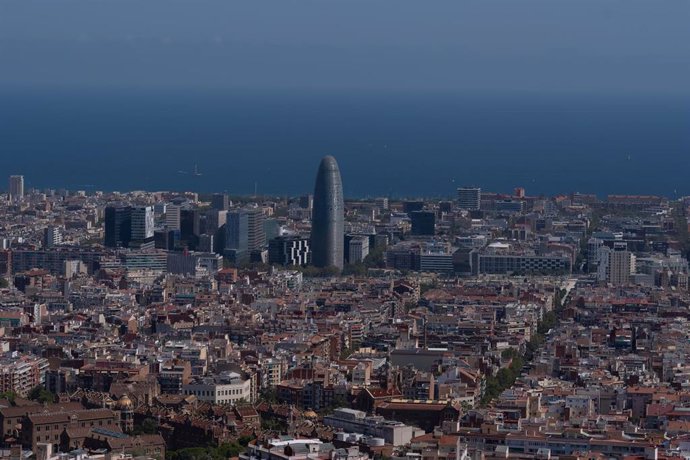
[91,428,129,439]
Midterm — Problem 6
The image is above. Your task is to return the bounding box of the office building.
[204,209,227,233]
[323,408,423,447]
[403,201,424,216]
[470,245,572,275]
[129,206,155,249]
[410,211,436,236]
[211,193,229,211]
[8,175,24,202]
[225,209,249,263]
[345,234,370,264]
[165,204,181,230]
[494,199,525,213]
[268,236,310,266]
[263,218,281,241]
[180,209,200,250]
[43,226,62,248]
[311,156,344,269]
[299,194,313,210]
[104,206,132,248]
[246,207,266,251]
[154,229,179,250]
[457,186,481,211]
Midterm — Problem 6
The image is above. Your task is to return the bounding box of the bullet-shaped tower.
[310,155,344,269]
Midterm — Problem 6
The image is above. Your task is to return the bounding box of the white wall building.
[182,372,253,405]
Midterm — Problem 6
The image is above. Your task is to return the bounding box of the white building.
[182,372,253,405]
[43,226,62,248]
[348,235,370,264]
[597,242,634,286]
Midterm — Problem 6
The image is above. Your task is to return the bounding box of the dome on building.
[116,394,134,410]
[303,410,318,419]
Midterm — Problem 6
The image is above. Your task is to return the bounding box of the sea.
[1,87,688,199]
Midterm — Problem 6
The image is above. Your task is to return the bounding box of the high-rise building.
[410,211,436,236]
[263,218,281,242]
[43,226,62,248]
[180,209,200,249]
[224,207,265,258]
[268,235,311,266]
[154,229,180,251]
[130,206,154,240]
[104,206,132,248]
[246,208,266,251]
[598,242,635,286]
[211,193,230,211]
[346,235,370,264]
[165,204,181,230]
[225,209,249,263]
[8,175,24,202]
[457,186,481,211]
[204,209,227,233]
[130,206,155,249]
[311,156,344,269]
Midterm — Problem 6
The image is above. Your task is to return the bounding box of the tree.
[363,247,386,268]
[342,263,367,277]
[28,386,55,403]
[0,391,17,405]
[0,278,8,289]
[259,387,278,404]
[133,418,159,435]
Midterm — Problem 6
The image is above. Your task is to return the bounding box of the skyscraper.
[180,209,201,249]
[104,206,132,248]
[8,175,24,202]
[130,206,154,241]
[246,207,266,251]
[165,204,181,230]
[225,209,249,263]
[311,155,344,269]
[130,206,155,249]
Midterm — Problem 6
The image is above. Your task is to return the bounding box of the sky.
[1,0,689,95]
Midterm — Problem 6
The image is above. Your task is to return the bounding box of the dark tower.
[104,206,132,248]
[311,156,344,269]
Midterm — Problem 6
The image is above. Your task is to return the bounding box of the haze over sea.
[1,88,688,199]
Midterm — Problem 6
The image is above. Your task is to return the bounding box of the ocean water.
[1,88,688,198]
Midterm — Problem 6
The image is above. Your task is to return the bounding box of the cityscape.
[1,155,689,460]
[2,1,689,460]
